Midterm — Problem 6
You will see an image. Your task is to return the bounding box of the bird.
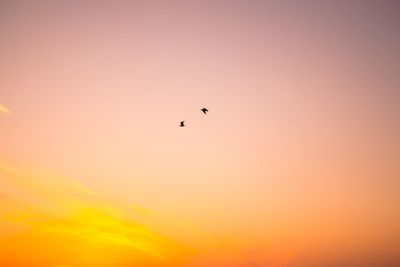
[201,108,209,114]
[180,121,186,127]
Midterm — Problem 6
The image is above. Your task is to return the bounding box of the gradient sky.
[1,1,399,267]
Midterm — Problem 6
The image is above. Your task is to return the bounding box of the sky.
[0,1,399,266]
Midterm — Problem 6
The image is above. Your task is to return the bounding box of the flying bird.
[201,108,209,115]
[180,121,186,127]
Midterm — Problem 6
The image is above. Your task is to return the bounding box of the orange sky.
[1,1,399,266]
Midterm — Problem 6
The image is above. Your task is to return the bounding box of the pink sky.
[1,1,399,266]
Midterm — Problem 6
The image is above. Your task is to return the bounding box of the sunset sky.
[1,1,399,266]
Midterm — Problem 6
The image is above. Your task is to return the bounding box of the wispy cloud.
[0,104,11,114]
[0,163,180,266]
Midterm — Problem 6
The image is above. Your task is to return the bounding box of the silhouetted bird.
[201,108,209,114]
[180,121,185,127]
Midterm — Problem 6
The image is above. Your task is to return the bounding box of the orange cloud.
[0,163,181,267]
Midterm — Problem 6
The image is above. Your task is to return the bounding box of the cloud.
[0,104,11,114]
[0,163,180,266]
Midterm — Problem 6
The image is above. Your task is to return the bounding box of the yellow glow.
[0,163,179,266]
